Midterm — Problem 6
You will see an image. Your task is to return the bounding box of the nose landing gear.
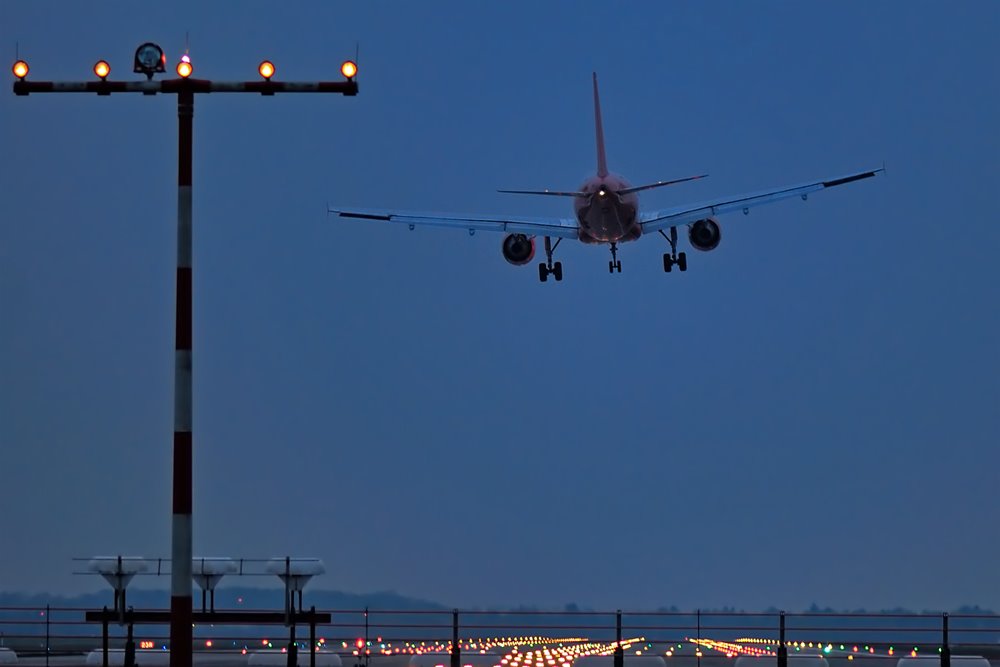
[659,227,687,273]
[538,236,563,282]
[608,242,622,273]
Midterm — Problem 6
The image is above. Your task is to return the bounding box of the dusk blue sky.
[2,3,998,611]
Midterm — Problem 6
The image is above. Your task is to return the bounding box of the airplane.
[328,73,882,282]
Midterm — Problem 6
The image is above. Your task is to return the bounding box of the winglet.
[593,72,608,178]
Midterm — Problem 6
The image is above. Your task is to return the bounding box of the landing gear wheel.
[539,236,564,283]
[608,242,622,274]
[660,227,689,275]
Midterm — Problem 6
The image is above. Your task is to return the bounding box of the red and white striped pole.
[12,68,357,667]
[170,84,194,667]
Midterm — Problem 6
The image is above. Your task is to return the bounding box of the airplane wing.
[640,167,883,233]
[327,206,580,239]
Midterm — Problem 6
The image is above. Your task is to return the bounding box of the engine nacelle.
[688,218,721,252]
[501,233,535,265]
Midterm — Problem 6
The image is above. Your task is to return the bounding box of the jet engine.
[688,218,721,252]
[501,233,535,265]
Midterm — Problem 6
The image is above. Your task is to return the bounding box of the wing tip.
[822,167,884,189]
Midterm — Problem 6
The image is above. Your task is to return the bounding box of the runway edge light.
[12,60,28,79]
[341,60,357,79]
[259,60,275,80]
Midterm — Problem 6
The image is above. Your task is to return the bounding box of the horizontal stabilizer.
[497,188,587,197]
[618,173,708,195]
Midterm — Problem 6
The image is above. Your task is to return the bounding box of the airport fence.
[0,606,998,661]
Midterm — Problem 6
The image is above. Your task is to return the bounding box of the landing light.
[176,55,193,78]
[341,59,357,79]
[94,60,111,80]
[259,60,275,80]
[12,60,28,79]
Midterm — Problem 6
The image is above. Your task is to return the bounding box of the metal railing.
[1,606,998,662]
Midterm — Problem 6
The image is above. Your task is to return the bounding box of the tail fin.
[593,72,608,178]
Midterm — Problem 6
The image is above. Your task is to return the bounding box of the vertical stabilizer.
[593,72,609,178]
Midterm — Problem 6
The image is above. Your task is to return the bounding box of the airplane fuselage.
[574,174,641,244]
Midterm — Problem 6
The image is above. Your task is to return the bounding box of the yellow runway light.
[177,55,192,78]
[341,59,357,79]
[13,60,29,79]
[259,60,275,79]
[94,60,111,79]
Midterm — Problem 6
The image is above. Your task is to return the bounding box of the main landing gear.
[538,236,563,282]
[659,227,687,273]
[608,242,622,273]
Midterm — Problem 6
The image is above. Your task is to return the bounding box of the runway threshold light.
[12,60,28,80]
[177,55,193,78]
[94,60,111,80]
[259,60,275,80]
[341,60,357,79]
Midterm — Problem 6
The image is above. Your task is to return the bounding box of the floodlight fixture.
[134,42,166,79]
[12,60,28,80]
[176,55,193,78]
[88,556,150,614]
[266,557,325,614]
[258,60,275,80]
[341,60,357,79]
[192,557,238,612]
[94,60,111,80]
